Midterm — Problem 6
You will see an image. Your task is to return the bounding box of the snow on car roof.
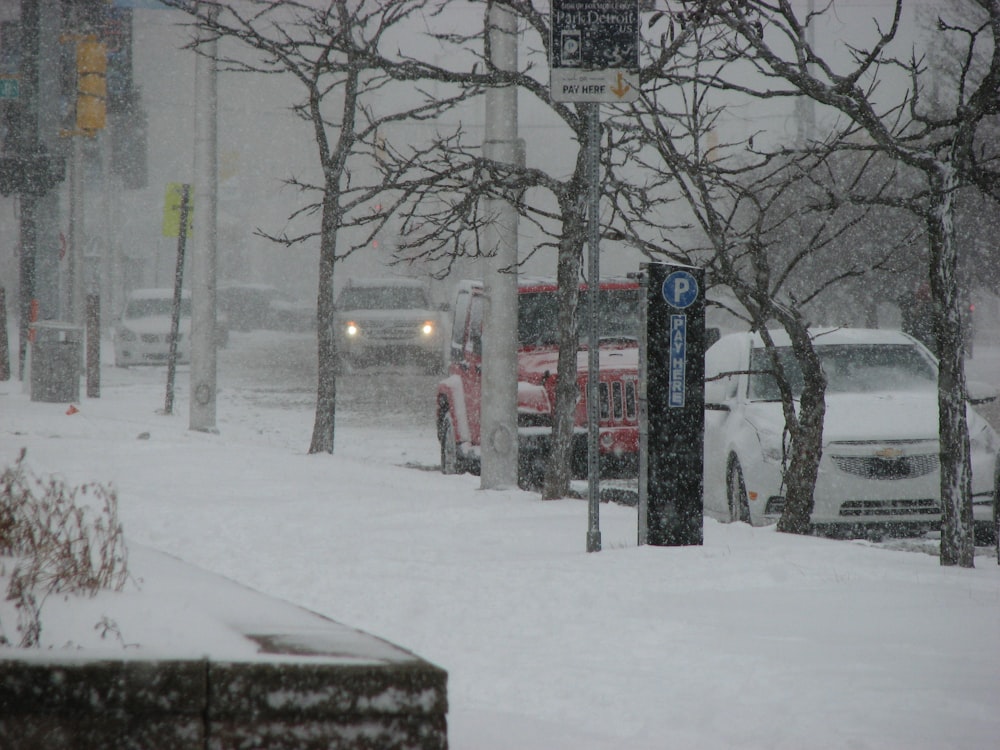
[128,287,190,300]
[741,327,918,348]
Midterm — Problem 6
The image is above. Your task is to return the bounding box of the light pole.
[189,4,219,433]
[480,1,520,489]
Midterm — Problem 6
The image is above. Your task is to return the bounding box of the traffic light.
[76,38,107,132]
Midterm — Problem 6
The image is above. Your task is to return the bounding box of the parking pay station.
[639,263,706,546]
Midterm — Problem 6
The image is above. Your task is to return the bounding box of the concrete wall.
[0,655,447,749]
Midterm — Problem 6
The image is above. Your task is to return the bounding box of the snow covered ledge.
[0,547,448,749]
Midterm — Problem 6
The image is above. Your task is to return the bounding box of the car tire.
[727,457,752,524]
[440,409,462,475]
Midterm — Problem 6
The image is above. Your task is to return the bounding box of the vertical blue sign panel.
[669,314,687,407]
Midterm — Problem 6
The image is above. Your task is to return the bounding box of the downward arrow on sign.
[610,72,631,98]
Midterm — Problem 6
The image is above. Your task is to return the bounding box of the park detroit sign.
[554,3,637,30]
[550,0,640,103]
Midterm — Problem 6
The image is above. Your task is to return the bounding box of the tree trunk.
[542,218,584,500]
[775,325,826,535]
[309,191,341,455]
[927,165,974,567]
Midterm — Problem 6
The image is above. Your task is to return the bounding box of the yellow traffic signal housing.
[76,39,107,132]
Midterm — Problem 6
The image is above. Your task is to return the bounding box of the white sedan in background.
[114,288,193,367]
[703,328,999,542]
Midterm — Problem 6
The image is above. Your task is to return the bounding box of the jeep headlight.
[345,322,359,337]
[421,321,435,337]
[518,383,552,420]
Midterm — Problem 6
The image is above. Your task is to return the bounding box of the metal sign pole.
[548,1,638,552]
[164,184,191,416]
[586,102,602,553]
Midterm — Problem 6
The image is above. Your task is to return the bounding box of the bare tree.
[171,0,471,454]
[690,0,1000,566]
[384,1,701,498]
[606,18,911,533]
[382,85,597,499]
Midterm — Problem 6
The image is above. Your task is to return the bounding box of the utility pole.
[584,102,601,552]
[189,4,219,433]
[15,0,65,378]
[479,1,520,489]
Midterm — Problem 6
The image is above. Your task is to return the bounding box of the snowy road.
[217,330,437,431]
[99,329,446,464]
[3,327,999,750]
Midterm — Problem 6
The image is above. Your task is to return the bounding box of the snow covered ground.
[1,331,999,750]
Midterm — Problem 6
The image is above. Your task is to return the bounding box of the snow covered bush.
[0,449,129,647]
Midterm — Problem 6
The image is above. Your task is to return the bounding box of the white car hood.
[822,392,940,443]
[121,316,191,335]
[335,309,435,322]
[744,391,942,444]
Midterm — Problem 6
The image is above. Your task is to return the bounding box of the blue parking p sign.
[662,270,699,309]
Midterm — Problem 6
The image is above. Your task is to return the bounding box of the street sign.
[549,0,640,103]
[162,182,193,238]
[0,77,20,100]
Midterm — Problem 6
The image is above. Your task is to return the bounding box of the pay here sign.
[550,0,640,103]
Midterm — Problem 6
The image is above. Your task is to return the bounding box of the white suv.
[335,278,445,374]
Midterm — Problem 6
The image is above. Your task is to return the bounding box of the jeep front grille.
[597,379,637,424]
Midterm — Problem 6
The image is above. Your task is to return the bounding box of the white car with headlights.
[113,288,192,367]
[703,328,999,541]
[334,278,445,374]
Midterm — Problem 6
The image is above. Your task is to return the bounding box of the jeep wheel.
[440,411,462,475]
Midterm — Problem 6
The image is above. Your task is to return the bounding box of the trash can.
[30,322,82,403]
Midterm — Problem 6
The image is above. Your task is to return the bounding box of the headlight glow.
[346,322,359,337]
[421,321,435,336]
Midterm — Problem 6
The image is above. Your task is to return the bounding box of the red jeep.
[436,277,641,485]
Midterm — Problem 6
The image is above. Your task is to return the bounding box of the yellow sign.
[76,39,107,132]
[162,182,193,238]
